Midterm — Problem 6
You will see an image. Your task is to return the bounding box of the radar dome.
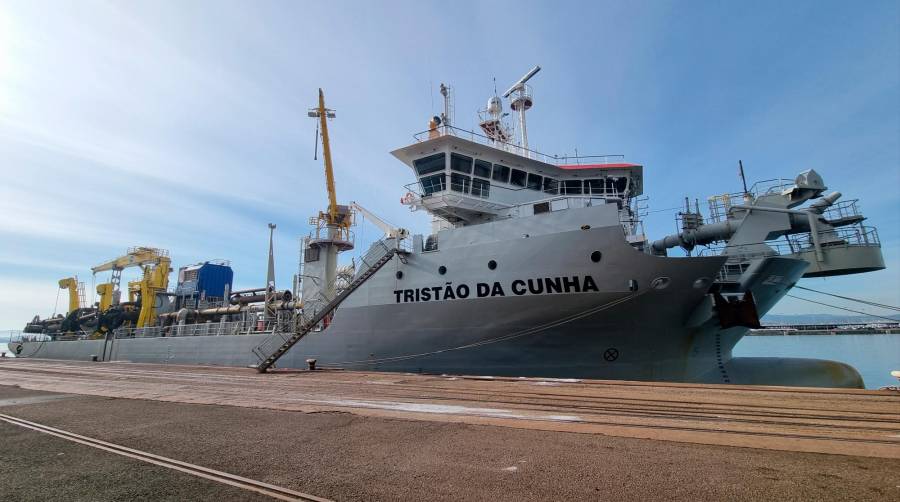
[487,96,502,116]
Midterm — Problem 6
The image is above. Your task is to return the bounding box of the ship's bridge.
[391,127,643,225]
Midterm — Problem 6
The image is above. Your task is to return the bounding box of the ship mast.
[503,65,541,157]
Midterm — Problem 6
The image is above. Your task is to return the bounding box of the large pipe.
[230,290,292,305]
[230,287,267,296]
[807,191,841,214]
[650,192,846,255]
[651,219,741,254]
[158,300,301,320]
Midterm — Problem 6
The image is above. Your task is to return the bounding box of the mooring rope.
[785,294,899,323]
[792,285,900,312]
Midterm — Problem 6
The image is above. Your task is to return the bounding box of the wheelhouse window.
[605,178,616,194]
[526,173,543,191]
[414,153,446,176]
[584,179,605,195]
[492,164,511,184]
[473,159,491,178]
[450,172,471,193]
[450,153,473,174]
[420,173,446,195]
[471,178,490,198]
[510,168,527,187]
[562,179,583,195]
[543,177,559,195]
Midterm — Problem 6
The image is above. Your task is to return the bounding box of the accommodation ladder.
[252,240,404,372]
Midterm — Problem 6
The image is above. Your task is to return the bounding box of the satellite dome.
[487,96,502,116]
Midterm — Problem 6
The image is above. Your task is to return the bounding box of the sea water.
[734,334,900,389]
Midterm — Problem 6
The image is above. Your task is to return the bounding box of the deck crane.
[57,277,85,314]
[349,202,408,240]
[301,89,356,311]
[91,247,171,327]
[252,89,409,372]
[309,88,353,236]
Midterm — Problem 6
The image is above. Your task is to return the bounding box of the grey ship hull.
[11,204,864,388]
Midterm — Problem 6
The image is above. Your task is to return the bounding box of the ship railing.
[126,246,170,258]
[306,226,355,246]
[748,178,797,197]
[114,319,287,339]
[2,330,34,344]
[699,225,881,281]
[821,199,862,222]
[706,193,754,223]
[786,225,881,251]
[698,241,793,263]
[0,329,53,352]
[412,124,625,166]
[506,195,614,217]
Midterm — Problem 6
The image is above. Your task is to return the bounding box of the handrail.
[412,124,625,165]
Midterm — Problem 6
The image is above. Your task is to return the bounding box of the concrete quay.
[0,359,898,501]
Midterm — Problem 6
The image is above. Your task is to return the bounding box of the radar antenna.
[503,65,541,156]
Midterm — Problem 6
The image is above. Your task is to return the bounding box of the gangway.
[252,242,403,373]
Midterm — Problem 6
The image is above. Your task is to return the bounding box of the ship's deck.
[0,359,898,500]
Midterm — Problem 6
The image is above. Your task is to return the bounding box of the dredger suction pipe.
[650,192,843,256]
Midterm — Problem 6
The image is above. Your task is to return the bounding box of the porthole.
[488,260,497,270]
[395,271,403,280]
[590,251,602,263]
[438,266,447,275]
[650,277,671,290]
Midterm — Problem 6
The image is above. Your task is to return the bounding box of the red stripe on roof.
[557,163,641,170]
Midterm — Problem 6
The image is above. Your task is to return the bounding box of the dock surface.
[1,359,898,501]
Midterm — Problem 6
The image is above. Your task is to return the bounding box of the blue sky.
[0,0,897,328]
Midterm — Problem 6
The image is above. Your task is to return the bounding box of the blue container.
[176,261,234,300]
[196,263,234,299]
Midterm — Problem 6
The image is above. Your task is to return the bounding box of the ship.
[9,68,887,388]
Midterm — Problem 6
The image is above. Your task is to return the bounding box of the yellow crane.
[96,283,115,312]
[309,89,353,235]
[91,247,171,327]
[57,277,84,314]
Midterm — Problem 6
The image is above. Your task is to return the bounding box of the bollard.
[1,352,5,358]
[306,358,317,371]
[91,355,98,362]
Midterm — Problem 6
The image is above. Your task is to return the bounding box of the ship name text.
[392,275,600,304]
